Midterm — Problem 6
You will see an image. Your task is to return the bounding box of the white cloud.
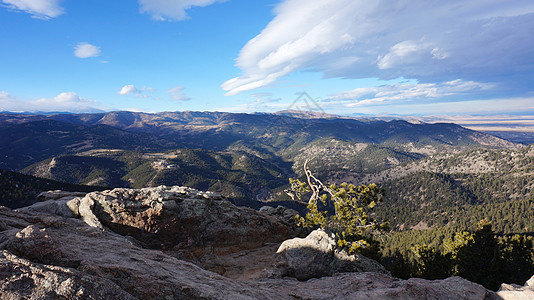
[222,0,534,95]
[167,86,191,101]
[0,91,20,112]
[138,0,226,21]
[327,80,492,107]
[1,0,63,19]
[376,39,434,70]
[35,92,95,105]
[118,85,138,95]
[74,43,101,58]
[118,85,155,98]
[0,91,102,113]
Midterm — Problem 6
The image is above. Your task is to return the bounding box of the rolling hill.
[0,119,177,170]
[21,148,293,203]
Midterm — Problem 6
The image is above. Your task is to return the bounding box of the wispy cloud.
[397,97,534,116]
[245,92,283,111]
[327,80,493,107]
[1,0,64,19]
[138,0,227,21]
[332,97,534,116]
[222,0,534,96]
[167,86,191,101]
[35,92,94,106]
[0,91,104,113]
[74,42,101,58]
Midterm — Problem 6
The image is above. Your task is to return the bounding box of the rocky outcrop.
[21,186,297,258]
[0,205,497,299]
[70,186,296,256]
[274,229,389,280]
[0,207,283,299]
[497,275,534,299]
[0,186,502,299]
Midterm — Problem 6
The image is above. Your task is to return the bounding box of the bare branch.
[304,159,339,208]
[283,188,309,206]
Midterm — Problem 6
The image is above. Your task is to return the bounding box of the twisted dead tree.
[284,159,335,205]
[285,159,389,253]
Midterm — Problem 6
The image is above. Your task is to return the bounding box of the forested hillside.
[21,148,292,202]
[354,145,534,232]
[0,169,104,208]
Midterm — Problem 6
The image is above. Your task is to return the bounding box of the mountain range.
[0,111,519,199]
[1,110,530,233]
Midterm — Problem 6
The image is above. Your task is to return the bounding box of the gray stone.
[16,199,78,218]
[275,229,389,281]
[73,196,103,229]
[37,190,87,202]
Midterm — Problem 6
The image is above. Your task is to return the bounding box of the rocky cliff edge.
[0,186,518,299]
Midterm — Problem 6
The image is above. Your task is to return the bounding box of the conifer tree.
[288,160,389,258]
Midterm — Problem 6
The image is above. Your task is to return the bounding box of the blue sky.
[1,0,534,116]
